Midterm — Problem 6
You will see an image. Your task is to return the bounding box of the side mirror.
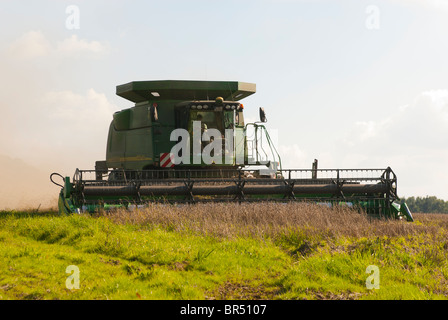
[259,107,267,123]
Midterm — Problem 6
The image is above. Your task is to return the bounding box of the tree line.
[402,196,448,214]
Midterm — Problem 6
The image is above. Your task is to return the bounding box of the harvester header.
[116,80,256,103]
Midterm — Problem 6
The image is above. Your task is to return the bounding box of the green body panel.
[106,98,185,169]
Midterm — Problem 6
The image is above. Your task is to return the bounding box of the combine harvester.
[50,80,413,221]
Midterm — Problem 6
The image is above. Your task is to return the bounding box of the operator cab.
[174,98,246,166]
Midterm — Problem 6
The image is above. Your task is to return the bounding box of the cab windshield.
[189,110,243,133]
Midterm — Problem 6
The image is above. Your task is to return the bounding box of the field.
[0,202,447,300]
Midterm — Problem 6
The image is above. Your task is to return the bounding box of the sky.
[0,0,447,209]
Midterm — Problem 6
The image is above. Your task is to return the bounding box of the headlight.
[191,105,197,109]
[203,105,209,109]
[197,105,203,110]
[225,105,231,110]
[231,105,236,110]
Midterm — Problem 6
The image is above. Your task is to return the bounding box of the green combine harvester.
[50,80,413,221]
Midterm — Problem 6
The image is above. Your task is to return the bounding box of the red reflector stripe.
[160,153,175,168]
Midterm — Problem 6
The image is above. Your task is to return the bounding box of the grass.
[0,203,447,300]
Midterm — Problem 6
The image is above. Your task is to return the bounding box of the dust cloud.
[0,155,60,211]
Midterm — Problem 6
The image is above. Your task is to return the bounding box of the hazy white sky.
[0,0,447,208]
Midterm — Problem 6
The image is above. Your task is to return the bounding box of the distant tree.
[402,196,448,213]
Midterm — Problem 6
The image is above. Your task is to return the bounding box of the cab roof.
[116,80,256,103]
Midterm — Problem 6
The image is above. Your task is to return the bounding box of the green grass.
[277,234,448,299]
[0,206,447,300]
